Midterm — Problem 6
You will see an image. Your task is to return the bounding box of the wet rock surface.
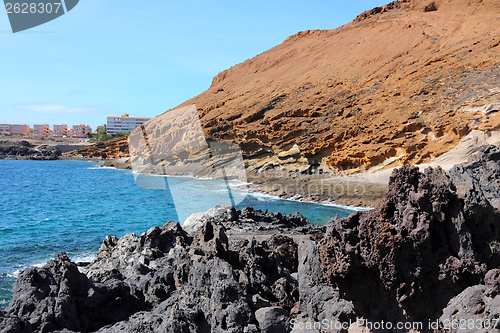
[0,140,61,160]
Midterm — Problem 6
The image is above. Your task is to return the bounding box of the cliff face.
[64,136,129,160]
[73,0,499,174]
[177,0,500,173]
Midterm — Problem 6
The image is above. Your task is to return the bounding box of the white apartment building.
[107,114,151,134]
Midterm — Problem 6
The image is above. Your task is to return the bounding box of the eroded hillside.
[72,0,500,174]
[180,0,500,173]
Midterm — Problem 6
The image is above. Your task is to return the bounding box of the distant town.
[0,114,151,138]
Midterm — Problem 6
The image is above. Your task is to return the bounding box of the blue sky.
[0,1,387,131]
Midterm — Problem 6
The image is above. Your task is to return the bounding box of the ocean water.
[0,160,354,309]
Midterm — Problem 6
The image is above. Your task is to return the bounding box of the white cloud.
[15,104,98,114]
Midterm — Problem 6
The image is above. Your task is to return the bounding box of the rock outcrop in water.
[0,207,335,333]
[3,146,500,333]
[0,140,61,160]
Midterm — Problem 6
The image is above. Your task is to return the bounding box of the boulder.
[297,239,354,325]
[6,253,145,333]
[0,310,31,333]
[255,306,289,333]
[440,284,500,331]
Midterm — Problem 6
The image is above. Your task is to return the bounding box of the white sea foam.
[6,259,52,278]
[246,189,370,211]
[6,252,96,279]
[87,166,118,170]
[71,253,95,263]
[131,170,216,181]
[93,160,367,212]
[247,191,279,202]
[228,180,252,187]
[318,200,373,211]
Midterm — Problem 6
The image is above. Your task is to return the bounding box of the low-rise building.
[107,114,151,134]
[11,124,30,135]
[52,124,68,137]
[1,123,91,137]
[70,124,92,138]
[0,124,31,135]
[0,124,11,135]
[33,124,50,137]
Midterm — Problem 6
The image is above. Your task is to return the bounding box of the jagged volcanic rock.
[439,269,500,332]
[0,140,61,160]
[320,145,500,326]
[5,252,145,333]
[1,207,336,333]
[449,145,500,210]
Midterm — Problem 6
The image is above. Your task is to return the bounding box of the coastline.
[245,170,386,209]
[5,146,500,332]
[86,128,500,210]
[59,155,103,163]
[98,157,387,209]
[245,188,373,212]
[0,158,360,312]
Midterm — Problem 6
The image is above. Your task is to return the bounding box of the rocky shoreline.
[0,137,96,161]
[97,157,387,209]
[1,145,500,332]
[5,133,382,208]
[0,140,62,160]
[246,170,387,209]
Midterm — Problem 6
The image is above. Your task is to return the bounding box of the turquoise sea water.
[0,160,354,309]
